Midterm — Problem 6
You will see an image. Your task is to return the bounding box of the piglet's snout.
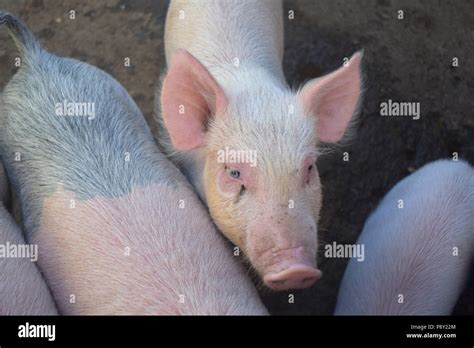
[247,218,320,291]
[261,247,322,290]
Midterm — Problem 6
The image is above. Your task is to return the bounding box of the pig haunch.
[335,160,474,315]
[156,0,364,290]
[0,12,266,315]
[0,164,57,315]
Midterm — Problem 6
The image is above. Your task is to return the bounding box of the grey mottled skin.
[0,12,179,237]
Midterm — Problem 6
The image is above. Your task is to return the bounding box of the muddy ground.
[0,0,472,315]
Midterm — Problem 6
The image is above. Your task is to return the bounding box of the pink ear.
[160,49,228,150]
[298,52,363,143]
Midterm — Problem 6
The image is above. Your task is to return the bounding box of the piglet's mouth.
[257,246,322,291]
[264,264,322,290]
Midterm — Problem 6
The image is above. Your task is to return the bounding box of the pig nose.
[263,264,322,290]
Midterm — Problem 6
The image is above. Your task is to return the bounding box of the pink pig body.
[0,164,57,315]
[36,184,267,315]
[335,160,474,315]
[158,0,364,290]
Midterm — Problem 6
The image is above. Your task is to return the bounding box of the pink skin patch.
[217,162,258,195]
[218,155,317,195]
[33,184,266,315]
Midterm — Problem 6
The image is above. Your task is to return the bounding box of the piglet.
[0,12,266,315]
[157,0,363,290]
[0,163,57,315]
[335,160,474,315]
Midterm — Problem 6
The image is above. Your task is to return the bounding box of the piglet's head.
[161,49,363,291]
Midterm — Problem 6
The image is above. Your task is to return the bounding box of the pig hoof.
[264,265,322,291]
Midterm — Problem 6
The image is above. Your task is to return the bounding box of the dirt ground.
[0,0,472,315]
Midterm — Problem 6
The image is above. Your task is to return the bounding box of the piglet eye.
[308,164,313,172]
[229,169,241,179]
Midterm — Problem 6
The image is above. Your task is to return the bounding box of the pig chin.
[245,224,321,291]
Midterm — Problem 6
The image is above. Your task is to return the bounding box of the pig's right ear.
[160,49,228,150]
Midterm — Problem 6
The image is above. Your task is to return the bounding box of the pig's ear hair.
[297,51,363,143]
[160,49,228,150]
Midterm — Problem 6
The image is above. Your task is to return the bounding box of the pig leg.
[0,163,57,315]
[335,160,474,315]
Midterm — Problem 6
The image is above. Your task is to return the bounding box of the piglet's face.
[161,49,363,290]
[202,96,323,291]
[204,154,324,291]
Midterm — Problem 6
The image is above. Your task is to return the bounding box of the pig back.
[164,0,284,79]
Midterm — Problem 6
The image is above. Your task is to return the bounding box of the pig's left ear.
[161,49,228,150]
[298,52,363,143]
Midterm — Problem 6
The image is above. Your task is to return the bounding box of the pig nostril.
[270,280,286,287]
